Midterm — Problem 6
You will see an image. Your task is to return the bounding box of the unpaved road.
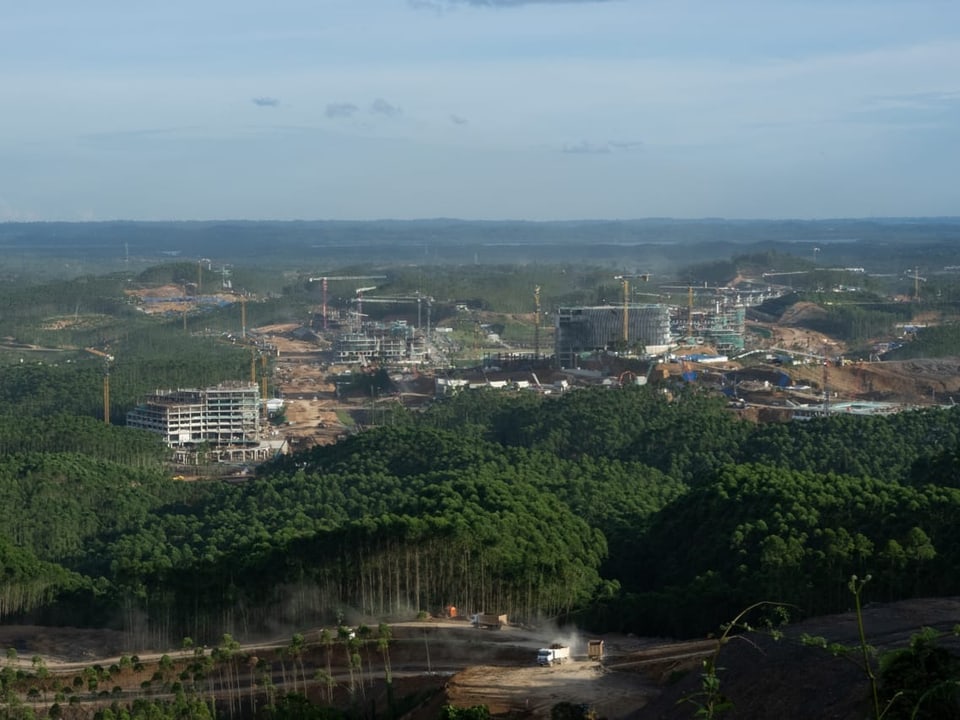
[447,661,653,718]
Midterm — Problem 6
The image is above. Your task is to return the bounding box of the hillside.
[1,599,958,720]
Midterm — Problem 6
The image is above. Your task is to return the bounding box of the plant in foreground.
[679,601,791,718]
[801,575,960,720]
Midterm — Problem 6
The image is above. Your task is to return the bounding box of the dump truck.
[471,613,508,629]
[537,644,570,666]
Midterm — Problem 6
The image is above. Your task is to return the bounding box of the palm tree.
[289,633,306,693]
[314,669,335,704]
[321,628,334,703]
[378,623,395,719]
[339,626,359,698]
[214,633,241,718]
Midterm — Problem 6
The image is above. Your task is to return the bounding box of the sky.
[2,0,959,222]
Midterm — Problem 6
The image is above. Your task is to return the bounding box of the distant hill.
[2,218,960,274]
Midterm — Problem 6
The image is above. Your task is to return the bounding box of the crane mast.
[350,294,433,334]
[103,369,110,425]
[85,348,114,424]
[261,354,268,404]
[534,285,541,359]
[613,274,650,347]
[822,358,830,416]
[240,296,247,339]
[308,275,387,329]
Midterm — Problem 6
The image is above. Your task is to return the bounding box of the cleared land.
[3,601,959,720]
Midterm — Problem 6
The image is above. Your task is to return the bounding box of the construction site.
[116,270,960,462]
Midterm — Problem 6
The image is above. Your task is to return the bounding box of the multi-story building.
[335,323,426,365]
[554,304,672,368]
[126,382,260,447]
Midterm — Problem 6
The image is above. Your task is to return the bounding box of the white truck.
[537,644,570,666]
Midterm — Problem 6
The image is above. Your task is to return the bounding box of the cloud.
[252,97,280,107]
[450,114,468,125]
[846,90,960,126]
[370,98,402,118]
[562,141,611,154]
[561,139,641,154]
[861,90,960,112]
[413,0,612,6]
[326,103,359,118]
[608,140,643,150]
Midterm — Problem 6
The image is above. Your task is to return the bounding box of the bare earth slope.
[3,600,958,719]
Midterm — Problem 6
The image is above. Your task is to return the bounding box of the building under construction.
[335,322,428,365]
[555,305,671,368]
[126,382,261,448]
[700,305,747,353]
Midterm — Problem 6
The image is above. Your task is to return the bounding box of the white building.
[126,382,261,447]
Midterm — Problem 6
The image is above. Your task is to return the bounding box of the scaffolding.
[335,324,427,365]
[701,305,746,353]
[126,382,261,447]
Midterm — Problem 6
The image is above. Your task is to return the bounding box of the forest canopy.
[3,385,960,643]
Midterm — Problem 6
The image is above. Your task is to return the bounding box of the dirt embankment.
[3,600,960,720]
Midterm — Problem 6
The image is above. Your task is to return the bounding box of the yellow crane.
[85,348,114,424]
[613,274,650,345]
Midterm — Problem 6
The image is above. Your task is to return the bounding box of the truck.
[471,613,508,629]
[537,644,570,666]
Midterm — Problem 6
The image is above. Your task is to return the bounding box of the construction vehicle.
[537,644,570,666]
[471,613,508,629]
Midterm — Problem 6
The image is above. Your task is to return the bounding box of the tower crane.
[353,286,378,331]
[251,349,270,414]
[239,296,247,339]
[308,275,387,329]
[349,294,433,335]
[533,285,541,359]
[910,267,926,301]
[85,347,114,424]
[197,258,211,306]
[613,274,650,345]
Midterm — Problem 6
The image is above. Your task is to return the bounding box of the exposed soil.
[125,283,238,317]
[259,323,356,449]
[639,597,960,720]
[3,602,959,720]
